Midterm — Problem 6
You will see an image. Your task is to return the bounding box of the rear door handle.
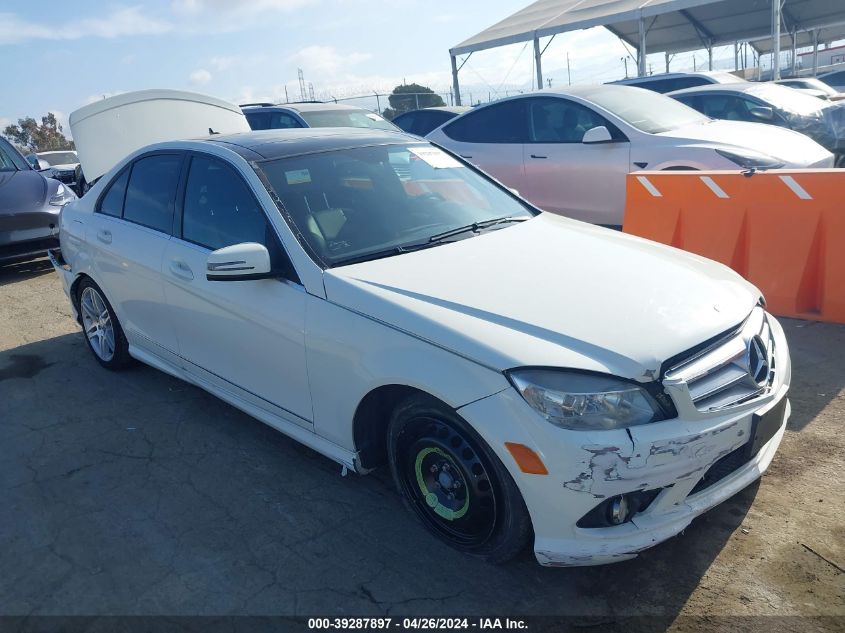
[169,259,194,281]
[96,229,112,244]
[530,154,547,159]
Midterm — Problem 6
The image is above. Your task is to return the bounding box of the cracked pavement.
[0,257,843,627]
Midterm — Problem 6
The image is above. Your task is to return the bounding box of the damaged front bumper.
[459,313,791,567]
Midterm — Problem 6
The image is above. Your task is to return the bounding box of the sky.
[1,0,783,138]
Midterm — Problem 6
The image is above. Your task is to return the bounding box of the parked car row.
[49,89,793,568]
[426,85,832,225]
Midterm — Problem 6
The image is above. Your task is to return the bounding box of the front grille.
[688,444,751,496]
[664,308,776,412]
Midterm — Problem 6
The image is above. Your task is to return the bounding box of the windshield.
[258,143,535,266]
[747,84,830,116]
[38,151,78,166]
[299,109,398,131]
[0,138,29,171]
[583,86,710,133]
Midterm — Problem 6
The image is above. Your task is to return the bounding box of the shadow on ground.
[0,331,773,627]
[0,257,55,286]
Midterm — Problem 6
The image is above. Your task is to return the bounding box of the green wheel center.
[414,446,469,521]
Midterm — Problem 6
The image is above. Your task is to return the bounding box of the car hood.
[323,214,759,380]
[46,162,79,171]
[657,119,831,165]
[0,170,48,215]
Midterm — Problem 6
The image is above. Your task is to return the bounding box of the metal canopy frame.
[449,0,845,105]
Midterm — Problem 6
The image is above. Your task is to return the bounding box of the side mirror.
[206,242,273,281]
[36,159,51,171]
[749,106,775,121]
[508,187,520,197]
[582,126,613,144]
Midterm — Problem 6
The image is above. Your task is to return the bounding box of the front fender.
[304,295,510,451]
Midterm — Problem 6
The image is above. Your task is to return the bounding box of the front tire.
[387,394,532,563]
[76,278,133,370]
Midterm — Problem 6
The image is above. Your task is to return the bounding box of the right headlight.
[507,369,665,431]
[715,148,784,170]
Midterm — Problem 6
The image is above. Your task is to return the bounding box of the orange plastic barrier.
[623,169,845,324]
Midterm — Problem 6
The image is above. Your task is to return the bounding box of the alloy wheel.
[80,286,115,362]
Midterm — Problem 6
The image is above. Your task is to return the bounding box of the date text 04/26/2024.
[307,618,528,630]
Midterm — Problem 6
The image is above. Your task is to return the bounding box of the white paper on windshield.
[409,146,461,169]
[366,113,385,121]
[285,169,311,185]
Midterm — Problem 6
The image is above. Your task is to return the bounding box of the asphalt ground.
[1,257,843,632]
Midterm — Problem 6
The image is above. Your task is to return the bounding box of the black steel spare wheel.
[388,394,531,563]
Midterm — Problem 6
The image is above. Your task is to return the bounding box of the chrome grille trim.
[664,307,776,412]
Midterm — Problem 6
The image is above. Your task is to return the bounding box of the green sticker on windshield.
[285,169,311,185]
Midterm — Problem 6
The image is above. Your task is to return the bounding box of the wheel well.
[353,385,436,471]
[661,165,699,171]
[69,273,92,320]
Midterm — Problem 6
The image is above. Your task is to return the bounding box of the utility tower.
[298,68,307,101]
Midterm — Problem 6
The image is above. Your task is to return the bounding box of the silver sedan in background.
[427,85,833,226]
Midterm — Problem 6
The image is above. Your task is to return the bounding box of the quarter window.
[98,168,130,217]
[443,100,527,143]
[123,154,182,233]
[181,156,271,251]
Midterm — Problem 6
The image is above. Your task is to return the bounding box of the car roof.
[202,127,421,160]
[613,71,740,83]
[667,82,758,96]
[395,106,470,115]
[37,150,78,155]
[240,102,372,113]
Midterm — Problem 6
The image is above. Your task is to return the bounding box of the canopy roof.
[451,0,845,57]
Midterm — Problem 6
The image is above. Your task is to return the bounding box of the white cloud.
[289,46,372,77]
[190,69,213,85]
[0,7,172,44]
[172,0,316,15]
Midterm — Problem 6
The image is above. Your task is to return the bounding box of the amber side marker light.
[504,442,549,475]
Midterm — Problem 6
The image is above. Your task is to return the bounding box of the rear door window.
[123,154,182,234]
[443,100,527,143]
[269,112,303,129]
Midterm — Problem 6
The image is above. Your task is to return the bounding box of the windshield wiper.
[330,239,454,267]
[427,216,529,243]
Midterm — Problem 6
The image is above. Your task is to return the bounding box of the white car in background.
[427,86,834,225]
[610,70,745,94]
[51,112,792,567]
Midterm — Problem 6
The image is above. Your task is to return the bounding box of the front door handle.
[530,154,547,159]
[169,259,194,281]
[96,229,112,244]
[460,154,473,159]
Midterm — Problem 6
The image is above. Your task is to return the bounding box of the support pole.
[791,30,798,74]
[638,17,647,76]
[772,0,782,80]
[534,36,543,90]
[450,54,462,106]
[708,42,713,70]
[812,30,820,75]
[665,51,670,73]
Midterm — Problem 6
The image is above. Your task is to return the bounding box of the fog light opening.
[609,495,630,525]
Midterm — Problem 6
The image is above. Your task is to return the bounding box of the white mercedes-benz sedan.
[426,85,833,226]
[50,128,791,566]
